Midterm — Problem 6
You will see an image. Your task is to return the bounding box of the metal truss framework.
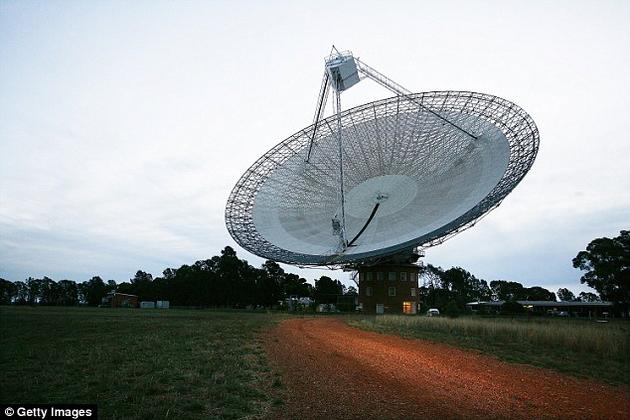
[225,91,539,267]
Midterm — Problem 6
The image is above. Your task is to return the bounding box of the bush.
[443,300,461,318]
[501,300,525,315]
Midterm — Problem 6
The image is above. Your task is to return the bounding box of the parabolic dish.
[225,91,539,265]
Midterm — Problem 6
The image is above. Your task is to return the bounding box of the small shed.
[156,300,170,309]
[101,292,139,308]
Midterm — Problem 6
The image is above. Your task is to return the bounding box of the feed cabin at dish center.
[358,264,420,314]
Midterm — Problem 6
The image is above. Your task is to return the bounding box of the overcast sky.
[1,0,628,294]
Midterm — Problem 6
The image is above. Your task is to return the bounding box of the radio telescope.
[225,48,539,313]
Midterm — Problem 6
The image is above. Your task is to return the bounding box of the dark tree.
[314,276,344,304]
[578,291,600,302]
[283,273,312,298]
[0,278,17,304]
[116,281,135,295]
[441,267,491,307]
[79,276,108,306]
[419,264,448,310]
[39,277,59,305]
[523,286,556,301]
[573,230,630,314]
[207,247,258,307]
[345,286,358,296]
[255,260,284,307]
[443,300,461,317]
[26,277,44,304]
[417,265,491,310]
[12,281,29,304]
[490,280,525,301]
[57,280,79,305]
[501,300,525,315]
[557,288,576,302]
[165,264,203,306]
[131,270,154,301]
[472,278,492,302]
[131,271,152,283]
[420,264,443,289]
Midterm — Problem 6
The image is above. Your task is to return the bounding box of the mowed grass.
[0,306,285,419]
[349,315,630,385]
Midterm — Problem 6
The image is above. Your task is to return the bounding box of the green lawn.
[349,315,630,386]
[0,306,284,419]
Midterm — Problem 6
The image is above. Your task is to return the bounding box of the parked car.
[427,308,440,317]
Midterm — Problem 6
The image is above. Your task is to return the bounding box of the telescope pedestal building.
[358,264,420,314]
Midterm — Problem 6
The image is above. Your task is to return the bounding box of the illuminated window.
[410,288,416,297]
[377,272,384,281]
[366,286,373,297]
[388,287,396,296]
[403,301,414,314]
[388,272,397,281]
[401,272,407,281]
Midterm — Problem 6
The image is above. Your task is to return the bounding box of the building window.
[389,272,397,281]
[388,287,396,297]
[401,272,407,281]
[411,272,417,283]
[366,286,373,297]
[377,272,384,281]
[366,271,373,281]
[403,301,414,314]
[410,288,416,297]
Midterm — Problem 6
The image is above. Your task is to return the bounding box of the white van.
[427,308,440,317]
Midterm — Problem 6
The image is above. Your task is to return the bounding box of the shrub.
[501,300,525,315]
[443,300,461,318]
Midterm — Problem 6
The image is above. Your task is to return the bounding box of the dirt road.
[263,318,629,419]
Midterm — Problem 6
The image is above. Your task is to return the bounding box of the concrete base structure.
[358,264,420,314]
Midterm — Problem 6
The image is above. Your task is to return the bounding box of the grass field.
[3,307,628,419]
[349,315,630,385]
[0,306,285,419]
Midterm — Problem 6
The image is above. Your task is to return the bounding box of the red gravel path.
[263,317,629,419]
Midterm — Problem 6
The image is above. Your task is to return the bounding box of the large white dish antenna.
[225,51,539,266]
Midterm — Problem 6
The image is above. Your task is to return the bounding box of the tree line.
[0,230,626,313]
[418,229,628,315]
[417,265,600,314]
[0,246,353,308]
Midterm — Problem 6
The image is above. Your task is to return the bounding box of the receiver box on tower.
[326,53,360,92]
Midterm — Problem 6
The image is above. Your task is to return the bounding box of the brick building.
[358,264,420,314]
[101,292,139,308]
